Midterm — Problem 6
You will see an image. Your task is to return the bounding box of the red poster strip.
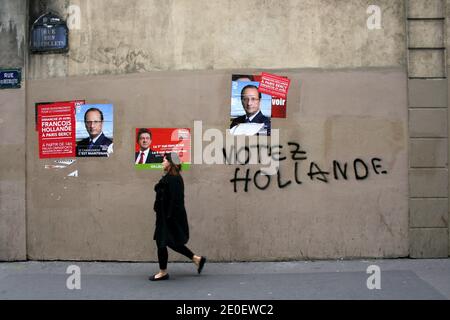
[258,72,291,99]
[38,102,76,158]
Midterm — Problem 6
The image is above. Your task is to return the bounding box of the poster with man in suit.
[230,74,272,136]
[135,128,190,170]
[76,104,114,157]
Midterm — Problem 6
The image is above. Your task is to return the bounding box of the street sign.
[0,69,21,89]
[30,12,69,53]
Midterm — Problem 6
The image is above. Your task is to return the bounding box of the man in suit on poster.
[230,84,271,135]
[135,128,163,164]
[76,107,113,157]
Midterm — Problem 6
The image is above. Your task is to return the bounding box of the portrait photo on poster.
[75,104,114,157]
[230,74,272,136]
[135,128,191,170]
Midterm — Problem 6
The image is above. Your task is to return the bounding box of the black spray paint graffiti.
[223,142,388,193]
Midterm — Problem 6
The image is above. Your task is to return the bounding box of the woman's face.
[162,157,170,171]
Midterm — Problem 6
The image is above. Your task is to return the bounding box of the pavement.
[0,259,449,300]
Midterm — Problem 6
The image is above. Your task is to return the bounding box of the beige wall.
[0,87,27,261]
[406,0,448,258]
[446,0,450,257]
[27,68,408,261]
[0,0,27,261]
[29,0,406,79]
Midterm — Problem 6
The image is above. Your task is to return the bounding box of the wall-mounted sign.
[75,104,114,157]
[259,72,291,100]
[229,72,291,136]
[135,128,191,170]
[36,101,114,159]
[35,100,84,131]
[37,102,76,158]
[0,69,21,89]
[30,12,69,53]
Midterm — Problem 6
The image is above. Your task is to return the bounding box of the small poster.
[75,104,114,157]
[229,73,290,136]
[135,128,191,170]
[230,75,272,136]
[259,72,291,100]
[38,101,76,158]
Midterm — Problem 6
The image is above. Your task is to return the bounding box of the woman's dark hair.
[164,152,182,175]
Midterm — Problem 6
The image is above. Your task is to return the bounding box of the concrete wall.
[407,0,446,77]
[446,0,450,257]
[26,68,408,261]
[408,79,449,258]
[0,0,27,261]
[28,0,406,79]
[406,0,449,258]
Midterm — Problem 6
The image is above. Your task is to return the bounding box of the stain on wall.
[28,0,406,79]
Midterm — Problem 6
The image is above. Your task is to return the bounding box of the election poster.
[75,104,114,157]
[35,100,84,131]
[37,101,76,158]
[230,75,272,136]
[230,74,289,136]
[135,128,191,170]
[259,72,291,101]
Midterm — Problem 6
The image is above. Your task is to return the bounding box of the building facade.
[0,0,448,261]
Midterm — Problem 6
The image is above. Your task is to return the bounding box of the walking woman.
[150,152,206,281]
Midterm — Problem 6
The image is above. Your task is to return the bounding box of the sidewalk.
[0,259,449,300]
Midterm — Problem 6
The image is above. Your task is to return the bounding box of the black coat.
[153,173,189,248]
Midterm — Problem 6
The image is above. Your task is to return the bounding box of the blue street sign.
[0,69,21,89]
[30,12,69,53]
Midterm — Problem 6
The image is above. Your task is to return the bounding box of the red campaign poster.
[35,100,84,131]
[38,102,76,158]
[135,128,191,170]
[258,72,291,99]
[258,73,290,118]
